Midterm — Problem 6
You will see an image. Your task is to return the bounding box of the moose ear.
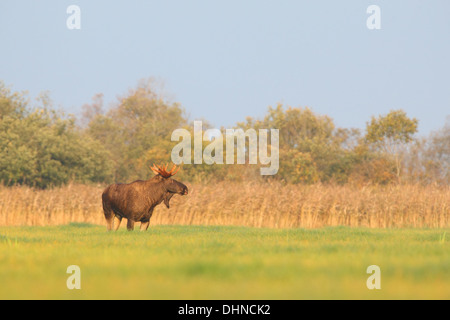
[163,192,175,209]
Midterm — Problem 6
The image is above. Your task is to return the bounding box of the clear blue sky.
[1,1,449,135]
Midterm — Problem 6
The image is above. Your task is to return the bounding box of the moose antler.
[150,163,180,178]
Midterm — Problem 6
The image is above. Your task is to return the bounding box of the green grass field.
[0,224,448,299]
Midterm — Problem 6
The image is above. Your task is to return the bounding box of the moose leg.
[127,219,135,231]
[113,215,122,231]
[140,210,153,232]
[103,205,114,231]
[140,221,150,231]
[105,217,113,231]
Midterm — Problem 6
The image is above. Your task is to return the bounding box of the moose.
[102,164,188,231]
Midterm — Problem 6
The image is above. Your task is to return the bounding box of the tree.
[365,110,418,182]
[0,85,114,188]
[424,118,449,184]
[405,117,449,184]
[84,79,188,182]
[278,149,319,184]
[0,81,27,119]
[237,104,358,183]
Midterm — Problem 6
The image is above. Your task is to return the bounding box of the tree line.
[0,80,448,188]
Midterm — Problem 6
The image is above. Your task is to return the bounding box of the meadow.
[0,183,448,300]
[0,224,448,299]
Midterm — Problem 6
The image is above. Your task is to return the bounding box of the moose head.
[150,163,188,208]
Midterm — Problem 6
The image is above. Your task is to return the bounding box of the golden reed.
[0,182,448,228]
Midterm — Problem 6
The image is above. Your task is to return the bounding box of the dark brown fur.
[102,174,188,231]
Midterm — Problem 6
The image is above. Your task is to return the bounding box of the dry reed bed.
[0,183,448,228]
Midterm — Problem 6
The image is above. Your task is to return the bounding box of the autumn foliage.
[1,79,449,188]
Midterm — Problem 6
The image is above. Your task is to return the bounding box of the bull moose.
[102,164,188,231]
